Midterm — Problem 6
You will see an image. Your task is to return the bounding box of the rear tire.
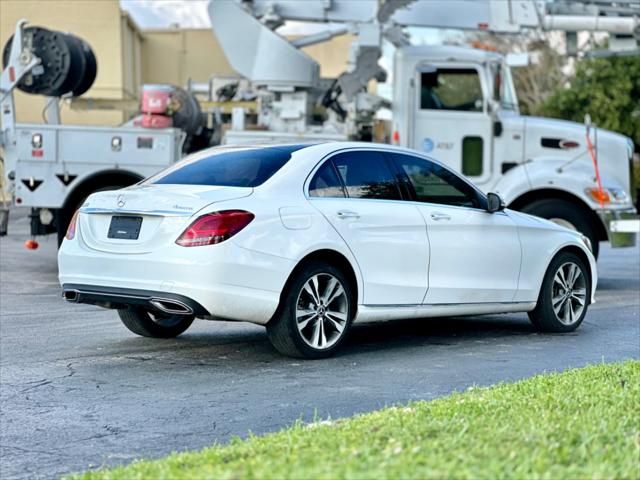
[267,261,354,359]
[521,199,599,259]
[118,308,194,338]
[528,251,591,333]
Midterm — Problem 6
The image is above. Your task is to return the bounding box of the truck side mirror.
[487,192,506,213]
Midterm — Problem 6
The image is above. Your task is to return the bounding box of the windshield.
[501,64,519,112]
[490,62,519,113]
[144,144,308,188]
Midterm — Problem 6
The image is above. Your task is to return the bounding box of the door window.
[309,161,346,198]
[331,151,402,201]
[389,153,486,209]
[420,68,484,112]
[462,136,484,176]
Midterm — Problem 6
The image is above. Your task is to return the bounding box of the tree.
[462,32,568,115]
[540,55,640,149]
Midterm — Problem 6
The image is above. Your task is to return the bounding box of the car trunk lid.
[78,184,252,253]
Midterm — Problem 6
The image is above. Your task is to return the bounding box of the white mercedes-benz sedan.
[59,142,597,358]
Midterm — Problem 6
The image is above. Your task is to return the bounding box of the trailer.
[0,21,187,244]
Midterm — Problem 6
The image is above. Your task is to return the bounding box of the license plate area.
[108,216,142,240]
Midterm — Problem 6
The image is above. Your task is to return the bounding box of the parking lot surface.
[1,208,639,479]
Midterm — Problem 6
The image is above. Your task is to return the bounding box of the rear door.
[388,152,521,304]
[307,150,429,305]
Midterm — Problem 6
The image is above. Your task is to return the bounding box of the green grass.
[74,360,640,480]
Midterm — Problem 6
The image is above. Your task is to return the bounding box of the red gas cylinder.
[139,113,173,129]
[140,84,173,114]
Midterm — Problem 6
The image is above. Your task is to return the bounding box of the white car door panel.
[387,151,522,304]
[313,199,429,305]
[307,150,430,306]
[421,206,521,303]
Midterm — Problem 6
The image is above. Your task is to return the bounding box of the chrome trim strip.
[354,301,537,324]
[79,207,193,217]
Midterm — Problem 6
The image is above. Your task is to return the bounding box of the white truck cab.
[393,45,637,257]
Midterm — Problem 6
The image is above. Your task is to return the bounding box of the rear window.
[146,145,306,187]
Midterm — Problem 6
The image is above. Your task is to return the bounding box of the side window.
[420,68,484,112]
[309,161,345,198]
[332,151,402,200]
[389,153,486,209]
[462,136,483,176]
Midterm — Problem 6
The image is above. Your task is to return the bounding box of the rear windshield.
[145,145,307,187]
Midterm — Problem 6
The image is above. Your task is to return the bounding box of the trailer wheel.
[521,199,599,259]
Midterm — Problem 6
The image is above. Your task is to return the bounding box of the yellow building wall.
[301,34,355,78]
[142,29,236,85]
[0,0,128,125]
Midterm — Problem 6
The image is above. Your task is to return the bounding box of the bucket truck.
[208,0,639,258]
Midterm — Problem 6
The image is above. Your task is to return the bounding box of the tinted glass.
[462,136,483,176]
[309,161,345,197]
[146,145,306,187]
[332,151,401,200]
[421,68,483,112]
[390,153,486,209]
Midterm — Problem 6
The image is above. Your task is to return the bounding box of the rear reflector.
[176,210,255,247]
[66,210,79,240]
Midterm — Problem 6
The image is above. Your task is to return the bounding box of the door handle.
[430,212,451,221]
[336,210,360,219]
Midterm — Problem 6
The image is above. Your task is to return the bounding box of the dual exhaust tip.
[62,289,193,316]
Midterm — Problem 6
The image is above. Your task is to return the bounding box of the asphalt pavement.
[1,207,639,479]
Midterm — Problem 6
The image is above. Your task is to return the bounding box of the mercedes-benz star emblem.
[117,195,126,208]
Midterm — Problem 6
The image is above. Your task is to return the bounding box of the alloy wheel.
[295,273,349,350]
[551,261,587,325]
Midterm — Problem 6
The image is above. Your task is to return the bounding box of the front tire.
[528,251,591,333]
[267,262,354,359]
[118,308,194,338]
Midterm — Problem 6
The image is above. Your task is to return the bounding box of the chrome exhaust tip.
[149,298,193,316]
[62,290,80,303]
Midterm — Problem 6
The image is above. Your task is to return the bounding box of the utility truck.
[0,22,207,245]
[1,0,639,256]
[209,0,639,257]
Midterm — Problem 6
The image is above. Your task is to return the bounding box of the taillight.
[65,210,79,240]
[176,210,255,247]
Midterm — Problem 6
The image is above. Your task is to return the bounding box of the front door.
[307,149,429,305]
[411,65,494,186]
[388,152,521,304]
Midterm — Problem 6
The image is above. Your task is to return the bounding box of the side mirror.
[487,192,506,213]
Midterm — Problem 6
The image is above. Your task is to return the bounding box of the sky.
[118,0,447,38]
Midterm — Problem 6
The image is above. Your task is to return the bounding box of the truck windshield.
[501,64,519,112]
[144,144,307,187]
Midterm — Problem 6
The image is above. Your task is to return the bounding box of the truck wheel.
[521,199,599,259]
[118,308,194,338]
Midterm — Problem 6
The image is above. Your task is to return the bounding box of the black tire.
[118,308,194,338]
[266,261,355,359]
[521,199,599,259]
[528,251,591,333]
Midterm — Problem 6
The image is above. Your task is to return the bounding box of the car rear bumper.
[58,237,294,325]
[61,283,210,316]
